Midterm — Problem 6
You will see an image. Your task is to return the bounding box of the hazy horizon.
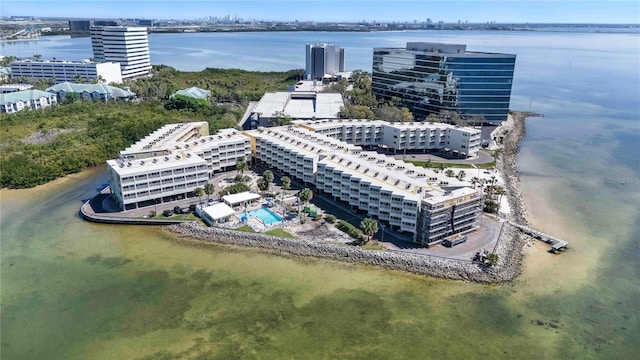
[1,0,639,25]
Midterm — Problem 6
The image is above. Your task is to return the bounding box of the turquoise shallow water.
[1,30,639,359]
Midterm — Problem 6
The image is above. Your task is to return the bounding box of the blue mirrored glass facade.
[372,42,516,122]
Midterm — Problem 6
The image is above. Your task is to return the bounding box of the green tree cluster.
[336,70,413,121]
[218,182,250,197]
[164,94,210,112]
[0,100,236,188]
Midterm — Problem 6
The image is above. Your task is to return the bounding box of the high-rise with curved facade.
[372,42,516,123]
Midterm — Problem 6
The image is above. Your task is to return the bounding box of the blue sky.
[1,0,639,24]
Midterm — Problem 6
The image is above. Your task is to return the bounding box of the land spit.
[167,112,537,283]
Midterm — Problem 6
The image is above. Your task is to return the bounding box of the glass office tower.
[372,42,516,123]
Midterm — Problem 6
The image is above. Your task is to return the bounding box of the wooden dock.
[508,222,569,253]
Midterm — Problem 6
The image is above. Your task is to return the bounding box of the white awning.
[222,191,261,206]
[202,203,236,220]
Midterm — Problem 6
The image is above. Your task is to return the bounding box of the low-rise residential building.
[10,59,123,84]
[294,119,482,157]
[107,122,251,210]
[0,89,57,113]
[46,82,136,101]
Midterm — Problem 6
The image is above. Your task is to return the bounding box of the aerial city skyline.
[2,0,639,24]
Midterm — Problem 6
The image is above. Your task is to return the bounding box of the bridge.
[508,221,569,253]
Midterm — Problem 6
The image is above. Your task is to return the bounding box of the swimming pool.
[242,208,283,225]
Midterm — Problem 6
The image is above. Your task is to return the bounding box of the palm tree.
[194,187,205,205]
[263,170,274,194]
[298,188,313,223]
[445,169,455,178]
[470,176,480,189]
[256,177,269,196]
[457,170,466,180]
[280,176,291,203]
[438,163,446,174]
[235,157,247,177]
[204,183,215,203]
[360,217,379,244]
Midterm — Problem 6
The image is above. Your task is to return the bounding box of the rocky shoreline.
[166,112,537,283]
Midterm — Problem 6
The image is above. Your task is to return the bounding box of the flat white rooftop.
[252,92,344,119]
[422,187,480,206]
[107,151,205,176]
[222,191,261,206]
[203,203,236,220]
[247,127,361,155]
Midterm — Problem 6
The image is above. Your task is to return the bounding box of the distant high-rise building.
[68,20,91,32]
[91,26,151,80]
[93,20,118,27]
[305,43,345,80]
[372,42,516,123]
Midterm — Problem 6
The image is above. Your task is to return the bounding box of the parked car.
[174,206,184,214]
[162,210,173,217]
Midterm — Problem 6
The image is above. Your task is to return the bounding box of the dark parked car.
[174,206,184,214]
[162,210,173,217]
[189,204,196,212]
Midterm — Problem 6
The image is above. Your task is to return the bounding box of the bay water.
[1,30,638,359]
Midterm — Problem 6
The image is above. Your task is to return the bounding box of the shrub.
[325,214,337,223]
[336,220,364,241]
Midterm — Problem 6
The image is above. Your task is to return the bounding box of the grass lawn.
[361,242,385,250]
[264,228,297,239]
[234,225,255,233]
[232,225,296,238]
[154,213,199,221]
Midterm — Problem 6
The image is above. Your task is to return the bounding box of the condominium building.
[0,89,57,114]
[107,122,482,244]
[10,60,123,84]
[91,26,151,80]
[372,42,516,123]
[107,122,251,210]
[294,119,482,157]
[416,187,483,246]
[107,152,210,211]
[305,43,345,80]
[244,125,482,243]
[244,126,361,185]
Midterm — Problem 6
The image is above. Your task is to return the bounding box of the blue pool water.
[243,208,282,225]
